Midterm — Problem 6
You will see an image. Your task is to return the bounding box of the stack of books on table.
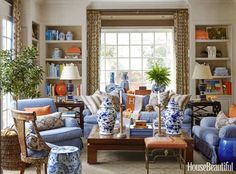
[129,120,153,137]
[61,111,77,118]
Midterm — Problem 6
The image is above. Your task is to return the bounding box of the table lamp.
[60,63,81,101]
[192,63,213,101]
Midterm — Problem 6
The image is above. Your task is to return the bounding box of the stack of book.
[130,121,153,137]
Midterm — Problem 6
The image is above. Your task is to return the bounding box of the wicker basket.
[1,127,26,170]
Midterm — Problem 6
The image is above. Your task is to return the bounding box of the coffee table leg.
[185,139,193,163]
[87,144,97,164]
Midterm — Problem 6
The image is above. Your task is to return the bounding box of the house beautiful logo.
[187,162,234,172]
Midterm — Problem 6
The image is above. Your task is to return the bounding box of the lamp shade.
[60,63,81,80]
[192,63,213,80]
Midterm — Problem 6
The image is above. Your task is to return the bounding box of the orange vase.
[55,81,67,96]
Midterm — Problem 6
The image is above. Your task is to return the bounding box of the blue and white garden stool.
[47,146,81,174]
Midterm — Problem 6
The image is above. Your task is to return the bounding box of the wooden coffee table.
[87,125,193,164]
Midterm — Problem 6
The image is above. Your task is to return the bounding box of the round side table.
[48,146,81,174]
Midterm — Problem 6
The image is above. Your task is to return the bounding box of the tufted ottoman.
[47,146,81,174]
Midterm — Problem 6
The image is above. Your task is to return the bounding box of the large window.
[1,1,13,128]
[100,28,175,91]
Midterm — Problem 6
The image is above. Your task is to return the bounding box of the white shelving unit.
[194,24,233,113]
[44,25,82,98]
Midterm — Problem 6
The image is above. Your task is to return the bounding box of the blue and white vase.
[52,48,62,59]
[152,83,166,93]
[163,99,183,135]
[66,31,73,40]
[120,72,129,93]
[105,72,118,93]
[97,97,117,135]
[47,146,81,174]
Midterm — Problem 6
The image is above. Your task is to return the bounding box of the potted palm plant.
[146,63,171,92]
[0,46,44,109]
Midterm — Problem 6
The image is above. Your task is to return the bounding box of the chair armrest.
[200,117,216,127]
[184,108,193,117]
[64,118,79,127]
[219,125,236,138]
[83,108,92,116]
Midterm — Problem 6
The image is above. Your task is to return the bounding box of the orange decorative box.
[66,47,81,54]
[196,30,209,40]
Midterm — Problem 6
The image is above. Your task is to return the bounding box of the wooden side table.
[55,101,84,130]
[188,100,221,127]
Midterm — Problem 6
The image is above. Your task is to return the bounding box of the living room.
[0,0,236,174]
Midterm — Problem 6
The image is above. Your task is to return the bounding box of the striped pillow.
[169,94,191,110]
[81,95,102,114]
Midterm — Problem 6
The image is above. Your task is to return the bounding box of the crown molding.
[88,1,188,9]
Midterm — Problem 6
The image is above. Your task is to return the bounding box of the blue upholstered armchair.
[17,98,83,149]
[192,117,236,164]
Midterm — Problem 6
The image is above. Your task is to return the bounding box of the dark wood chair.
[11,109,51,174]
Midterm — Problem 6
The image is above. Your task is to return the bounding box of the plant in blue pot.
[163,99,183,135]
[146,63,171,93]
[97,97,117,135]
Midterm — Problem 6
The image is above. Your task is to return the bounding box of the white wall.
[188,0,236,104]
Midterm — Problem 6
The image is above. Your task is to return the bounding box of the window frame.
[100,26,176,91]
[1,0,13,129]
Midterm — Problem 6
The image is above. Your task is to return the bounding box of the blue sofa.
[18,98,83,149]
[83,94,193,137]
[192,117,236,164]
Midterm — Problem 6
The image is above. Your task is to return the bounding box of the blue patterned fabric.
[18,98,57,113]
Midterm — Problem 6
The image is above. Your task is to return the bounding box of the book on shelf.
[47,63,64,78]
[76,84,81,96]
[45,83,56,96]
[223,81,232,95]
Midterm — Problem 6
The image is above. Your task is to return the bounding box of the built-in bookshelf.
[44,25,82,100]
[194,24,233,113]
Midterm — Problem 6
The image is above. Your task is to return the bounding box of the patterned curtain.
[13,0,22,55]
[87,10,101,95]
[174,9,189,94]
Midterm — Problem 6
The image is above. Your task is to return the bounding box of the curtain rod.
[88,9,188,15]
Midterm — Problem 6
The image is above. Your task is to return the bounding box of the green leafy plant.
[0,46,44,108]
[146,63,171,87]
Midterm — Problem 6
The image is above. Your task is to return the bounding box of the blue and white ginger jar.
[163,99,183,135]
[97,97,117,135]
